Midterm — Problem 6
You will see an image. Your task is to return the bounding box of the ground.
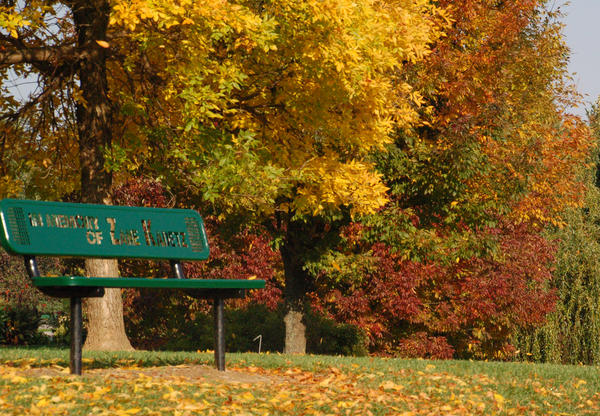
[21,364,278,384]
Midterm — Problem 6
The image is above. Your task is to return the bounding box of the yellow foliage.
[295,157,389,216]
[0,8,31,37]
[0,176,22,198]
[109,0,444,217]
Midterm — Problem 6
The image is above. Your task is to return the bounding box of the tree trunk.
[280,220,312,354]
[83,259,133,351]
[73,0,132,351]
[283,310,306,354]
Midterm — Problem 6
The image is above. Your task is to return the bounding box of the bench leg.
[70,297,83,375]
[213,298,225,371]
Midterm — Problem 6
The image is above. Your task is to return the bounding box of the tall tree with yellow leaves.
[107,0,444,353]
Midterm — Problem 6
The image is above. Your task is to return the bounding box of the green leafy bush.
[0,307,6,344]
[156,304,285,353]
[306,310,368,356]
[225,304,285,353]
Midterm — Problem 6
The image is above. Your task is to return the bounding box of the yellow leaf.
[9,375,28,383]
[380,381,403,391]
[36,398,50,407]
[319,375,334,387]
[95,40,110,48]
[241,392,255,401]
[92,386,111,399]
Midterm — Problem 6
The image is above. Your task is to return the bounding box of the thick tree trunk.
[73,0,132,351]
[280,220,312,354]
[83,260,133,351]
[73,0,113,203]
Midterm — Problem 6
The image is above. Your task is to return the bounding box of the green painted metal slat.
[0,199,209,260]
[33,276,266,289]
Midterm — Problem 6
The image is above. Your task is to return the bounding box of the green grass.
[1,347,599,415]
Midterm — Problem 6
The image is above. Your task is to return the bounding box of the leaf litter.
[0,360,599,415]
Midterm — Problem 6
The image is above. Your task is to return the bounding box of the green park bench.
[0,198,265,375]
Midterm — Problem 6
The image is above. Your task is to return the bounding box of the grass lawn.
[0,347,599,415]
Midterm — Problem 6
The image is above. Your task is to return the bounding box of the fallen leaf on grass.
[380,380,404,391]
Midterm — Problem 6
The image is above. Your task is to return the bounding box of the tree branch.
[0,75,67,122]
[0,44,96,66]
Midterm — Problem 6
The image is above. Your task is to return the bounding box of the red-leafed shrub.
[184,222,283,311]
[396,332,455,359]
[313,222,556,359]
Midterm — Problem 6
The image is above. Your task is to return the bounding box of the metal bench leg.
[213,298,225,371]
[70,297,83,375]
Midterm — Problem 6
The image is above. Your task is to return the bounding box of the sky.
[561,0,600,117]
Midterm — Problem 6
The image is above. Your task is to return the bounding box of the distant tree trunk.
[280,220,311,354]
[283,309,306,354]
[73,0,132,351]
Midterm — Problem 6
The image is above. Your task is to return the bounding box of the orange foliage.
[415,0,594,225]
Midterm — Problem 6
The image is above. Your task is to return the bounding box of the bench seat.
[32,276,265,290]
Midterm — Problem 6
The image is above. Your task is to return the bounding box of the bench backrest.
[0,199,209,260]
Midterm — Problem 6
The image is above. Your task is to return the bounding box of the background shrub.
[305,310,368,356]
[0,304,41,345]
[512,182,600,364]
[124,295,366,356]
[0,249,67,346]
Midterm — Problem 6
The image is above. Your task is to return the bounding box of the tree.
[393,0,592,231]
[106,0,445,353]
[1,0,132,350]
[307,0,595,357]
[513,99,600,364]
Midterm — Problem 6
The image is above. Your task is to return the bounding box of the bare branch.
[0,75,66,122]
